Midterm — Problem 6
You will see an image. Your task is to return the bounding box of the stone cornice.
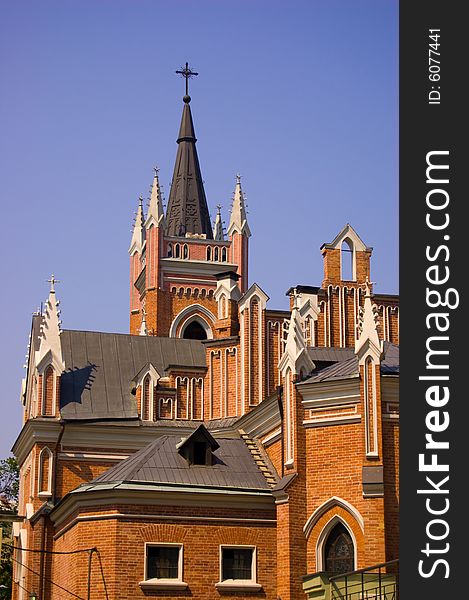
[50,484,275,533]
[235,395,281,441]
[13,419,214,465]
[12,419,63,465]
[299,378,361,408]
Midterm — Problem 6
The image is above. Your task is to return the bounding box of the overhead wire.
[7,542,109,599]
[11,554,86,600]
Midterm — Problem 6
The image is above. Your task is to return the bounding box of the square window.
[146,545,181,581]
[221,547,254,581]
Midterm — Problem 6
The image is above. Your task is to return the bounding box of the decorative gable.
[355,280,383,365]
[279,295,315,378]
[35,278,64,374]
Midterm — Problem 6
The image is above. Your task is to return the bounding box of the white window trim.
[139,542,187,591]
[159,397,174,420]
[364,357,379,457]
[37,447,53,497]
[315,515,357,573]
[41,364,56,416]
[215,545,262,592]
[142,375,154,422]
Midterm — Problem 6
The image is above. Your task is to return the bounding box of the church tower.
[129,65,250,340]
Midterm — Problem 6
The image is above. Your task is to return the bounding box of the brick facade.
[12,101,398,600]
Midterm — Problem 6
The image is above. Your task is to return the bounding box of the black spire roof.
[164,96,213,239]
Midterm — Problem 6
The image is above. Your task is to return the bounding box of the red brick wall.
[55,459,121,499]
[263,438,282,482]
[47,505,276,600]
[383,419,399,561]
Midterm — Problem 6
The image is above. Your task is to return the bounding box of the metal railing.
[330,559,399,600]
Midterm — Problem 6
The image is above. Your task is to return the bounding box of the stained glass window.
[325,523,354,575]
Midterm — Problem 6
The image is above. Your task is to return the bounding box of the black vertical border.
[400,3,466,597]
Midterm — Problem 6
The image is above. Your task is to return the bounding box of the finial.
[292,288,300,311]
[216,204,222,214]
[364,277,374,296]
[236,173,241,185]
[47,274,60,293]
[176,62,199,99]
[153,165,160,177]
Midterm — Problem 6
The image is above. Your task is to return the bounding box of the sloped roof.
[307,346,355,363]
[300,343,399,385]
[301,356,359,384]
[87,434,271,491]
[381,341,399,374]
[59,330,206,420]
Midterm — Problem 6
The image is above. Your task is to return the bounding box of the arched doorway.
[182,320,207,340]
[324,522,354,575]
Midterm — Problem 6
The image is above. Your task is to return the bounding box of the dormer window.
[176,424,220,466]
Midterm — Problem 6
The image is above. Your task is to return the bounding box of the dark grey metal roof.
[301,356,359,384]
[89,434,271,491]
[164,98,213,238]
[307,346,355,363]
[301,343,399,384]
[59,331,206,421]
[381,342,399,375]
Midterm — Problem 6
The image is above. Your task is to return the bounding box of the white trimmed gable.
[35,286,64,374]
[238,283,269,312]
[133,362,161,388]
[355,282,383,364]
[326,223,370,252]
[279,300,315,377]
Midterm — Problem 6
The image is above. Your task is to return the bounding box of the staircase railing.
[329,559,399,600]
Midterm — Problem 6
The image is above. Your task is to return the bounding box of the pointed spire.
[278,290,314,377]
[165,95,213,239]
[213,204,225,241]
[227,174,251,238]
[146,167,165,228]
[355,278,382,362]
[35,275,64,370]
[129,196,146,254]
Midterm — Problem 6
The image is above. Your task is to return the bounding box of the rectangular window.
[146,544,181,580]
[221,547,254,581]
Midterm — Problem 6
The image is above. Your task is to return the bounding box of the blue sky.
[0,0,398,457]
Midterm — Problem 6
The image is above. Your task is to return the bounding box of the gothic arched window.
[214,247,219,262]
[324,523,354,575]
[206,246,212,261]
[175,243,180,259]
[183,244,189,259]
[167,243,173,258]
[183,320,207,340]
[221,247,227,262]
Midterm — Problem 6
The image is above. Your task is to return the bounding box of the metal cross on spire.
[47,274,60,293]
[176,62,199,97]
